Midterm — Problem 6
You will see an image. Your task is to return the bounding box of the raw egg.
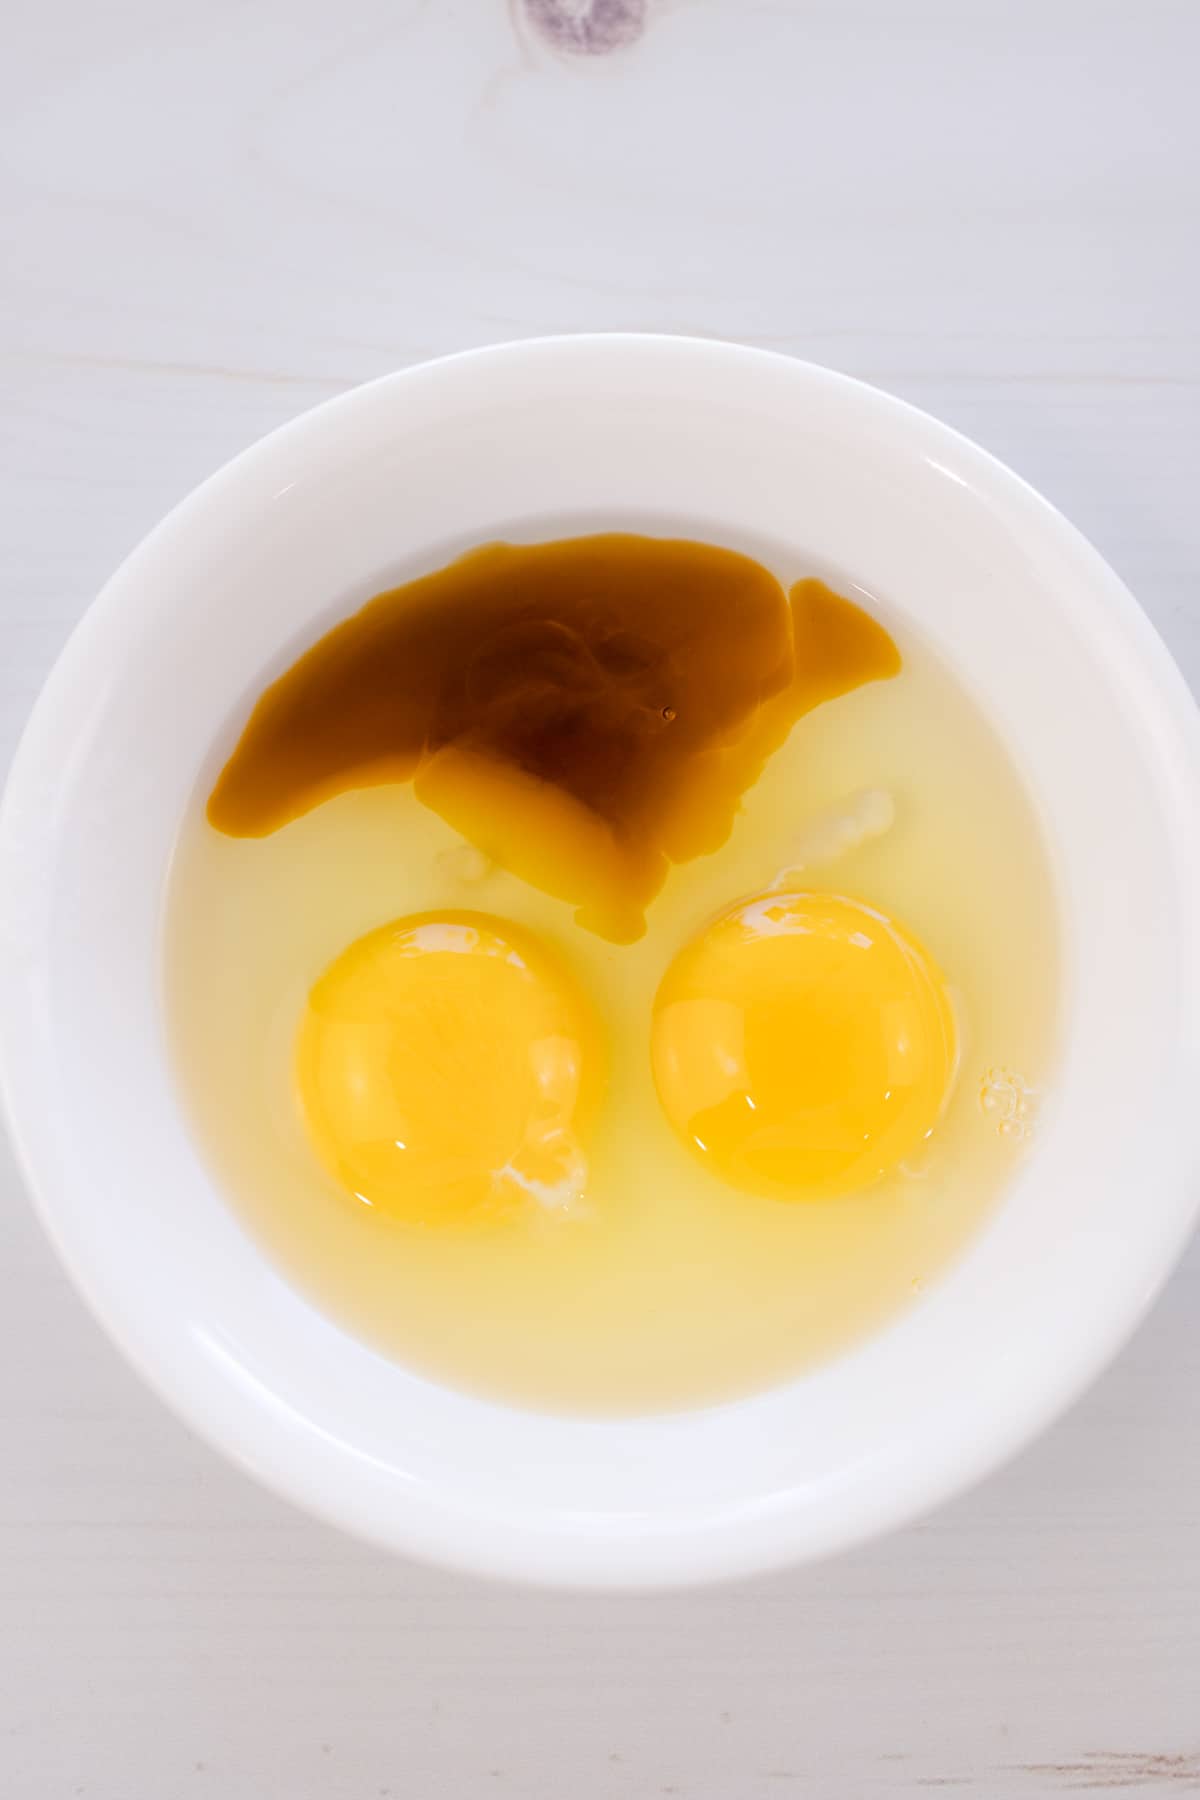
[170,539,1057,1412]
[651,892,958,1199]
[296,911,602,1226]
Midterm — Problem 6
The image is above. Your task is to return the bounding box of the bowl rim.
[3,332,1200,1589]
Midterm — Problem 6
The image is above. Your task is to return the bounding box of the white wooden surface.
[3,3,1200,1793]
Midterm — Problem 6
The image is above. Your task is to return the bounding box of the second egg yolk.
[651,893,957,1199]
[296,912,601,1227]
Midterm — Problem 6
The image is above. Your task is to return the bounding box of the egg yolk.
[651,893,957,1199]
[296,912,601,1227]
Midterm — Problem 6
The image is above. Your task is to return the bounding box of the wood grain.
[2,1,1199,1793]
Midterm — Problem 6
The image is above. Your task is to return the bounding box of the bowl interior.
[2,336,1198,1586]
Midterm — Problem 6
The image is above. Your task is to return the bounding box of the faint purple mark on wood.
[522,0,647,56]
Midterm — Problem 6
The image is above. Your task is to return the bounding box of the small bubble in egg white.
[979,1067,1039,1141]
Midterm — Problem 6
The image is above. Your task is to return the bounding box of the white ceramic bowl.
[2,336,1199,1589]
